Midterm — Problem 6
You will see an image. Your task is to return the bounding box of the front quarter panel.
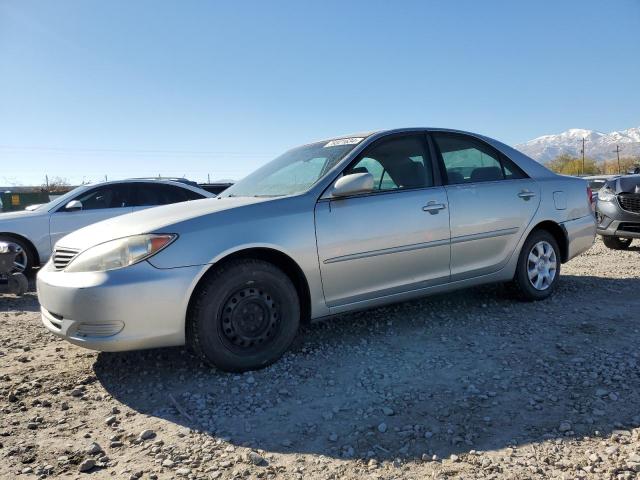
[146,195,330,318]
[0,211,52,263]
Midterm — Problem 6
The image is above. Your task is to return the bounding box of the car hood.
[56,196,272,251]
[0,209,45,221]
[612,175,640,194]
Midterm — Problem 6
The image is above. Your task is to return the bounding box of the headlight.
[65,234,176,273]
[597,188,615,202]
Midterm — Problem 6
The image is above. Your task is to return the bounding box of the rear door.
[130,182,206,212]
[315,133,451,308]
[49,183,133,248]
[431,132,540,280]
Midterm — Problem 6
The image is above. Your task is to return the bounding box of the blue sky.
[1,0,639,185]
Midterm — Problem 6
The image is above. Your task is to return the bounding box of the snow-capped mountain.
[516,126,640,163]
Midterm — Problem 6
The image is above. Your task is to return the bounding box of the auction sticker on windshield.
[324,137,364,148]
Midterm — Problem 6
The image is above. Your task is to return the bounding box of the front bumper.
[37,260,203,352]
[596,198,640,239]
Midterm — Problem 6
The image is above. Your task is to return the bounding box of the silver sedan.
[37,128,596,372]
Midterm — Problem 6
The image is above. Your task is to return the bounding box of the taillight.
[587,186,593,205]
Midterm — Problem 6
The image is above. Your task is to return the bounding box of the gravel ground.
[2,239,640,479]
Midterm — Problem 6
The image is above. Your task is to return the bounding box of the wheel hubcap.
[220,287,280,350]
[527,240,557,291]
[11,247,27,274]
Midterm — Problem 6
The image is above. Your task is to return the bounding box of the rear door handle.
[518,190,536,200]
[422,202,447,214]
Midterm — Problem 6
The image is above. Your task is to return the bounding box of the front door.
[431,132,540,280]
[315,133,451,308]
[49,183,133,248]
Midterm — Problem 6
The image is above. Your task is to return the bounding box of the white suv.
[0,178,214,272]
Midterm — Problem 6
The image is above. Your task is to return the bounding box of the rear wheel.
[188,259,300,372]
[512,230,561,301]
[0,235,35,274]
[602,236,632,250]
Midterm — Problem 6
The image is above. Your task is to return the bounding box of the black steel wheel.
[219,287,281,353]
[188,259,300,372]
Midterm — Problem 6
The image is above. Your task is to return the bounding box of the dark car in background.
[596,175,640,249]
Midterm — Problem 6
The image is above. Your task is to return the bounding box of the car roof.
[69,178,213,194]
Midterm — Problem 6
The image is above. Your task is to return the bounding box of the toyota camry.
[37,128,596,372]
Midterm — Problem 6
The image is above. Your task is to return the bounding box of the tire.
[602,236,632,250]
[0,235,35,274]
[511,229,561,301]
[188,259,300,372]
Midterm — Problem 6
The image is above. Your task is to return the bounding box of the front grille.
[618,223,640,234]
[618,194,640,214]
[52,248,80,270]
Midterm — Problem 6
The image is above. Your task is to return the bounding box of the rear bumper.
[562,214,596,261]
[37,261,202,352]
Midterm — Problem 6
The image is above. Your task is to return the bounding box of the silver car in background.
[37,128,596,372]
[0,178,213,272]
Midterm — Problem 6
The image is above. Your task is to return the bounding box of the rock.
[78,458,95,472]
[139,429,156,440]
[558,421,571,432]
[381,407,395,416]
[176,468,191,476]
[162,459,175,468]
[247,451,266,466]
[328,433,338,442]
[281,439,292,447]
[378,422,388,433]
[105,415,117,426]
[86,442,102,455]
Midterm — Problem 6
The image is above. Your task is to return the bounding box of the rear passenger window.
[346,135,433,191]
[133,184,198,206]
[501,155,527,180]
[433,133,504,184]
[432,134,507,184]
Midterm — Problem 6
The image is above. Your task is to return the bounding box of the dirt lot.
[2,239,640,479]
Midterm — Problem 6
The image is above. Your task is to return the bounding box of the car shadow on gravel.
[95,274,640,461]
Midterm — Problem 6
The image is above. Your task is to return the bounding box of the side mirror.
[331,173,374,198]
[65,200,83,211]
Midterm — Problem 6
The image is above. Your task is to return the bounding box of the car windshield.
[40,185,90,211]
[221,138,365,197]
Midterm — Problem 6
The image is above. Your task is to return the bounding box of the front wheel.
[602,236,632,250]
[0,235,34,274]
[188,259,300,372]
[512,230,561,301]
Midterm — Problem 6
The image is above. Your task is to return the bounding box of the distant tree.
[602,156,640,175]
[546,154,601,175]
[43,176,71,193]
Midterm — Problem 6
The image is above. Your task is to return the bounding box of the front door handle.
[422,202,447,214]
[518,190,536,200]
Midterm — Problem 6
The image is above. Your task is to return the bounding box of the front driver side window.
[72,185,129,210]
[346,135,433,191]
